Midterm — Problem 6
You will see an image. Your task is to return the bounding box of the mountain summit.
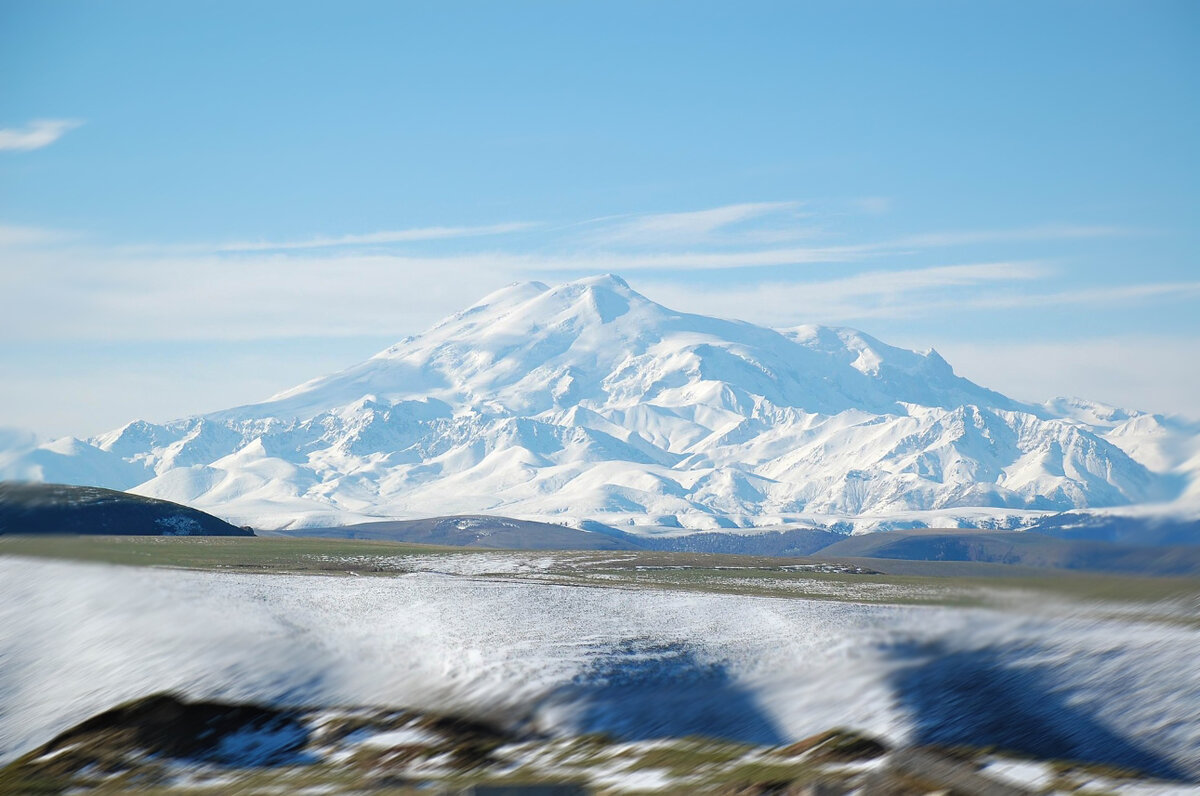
[3,275,1188,529]
[222,273,1019,423]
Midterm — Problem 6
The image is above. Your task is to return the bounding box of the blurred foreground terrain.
[1,536,1198,794]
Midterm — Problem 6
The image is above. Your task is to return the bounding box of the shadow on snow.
[539,639,786,746]
[885,641,1190,781]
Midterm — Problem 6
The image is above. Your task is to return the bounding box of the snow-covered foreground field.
[2,556,1199,782]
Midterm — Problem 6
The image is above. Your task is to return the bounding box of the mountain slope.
[1,275,1188,530]
[0,483,252,536]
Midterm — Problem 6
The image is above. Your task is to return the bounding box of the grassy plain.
[3,534,1198,611]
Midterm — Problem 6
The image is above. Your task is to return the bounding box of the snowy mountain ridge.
[3,274,1195,531]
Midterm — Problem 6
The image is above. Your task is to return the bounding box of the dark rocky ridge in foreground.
[2,691,1188,794]
[0,482,253,536]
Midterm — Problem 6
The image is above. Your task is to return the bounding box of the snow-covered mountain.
[4,275,1195,530]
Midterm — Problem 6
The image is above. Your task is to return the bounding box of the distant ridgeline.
[274,514,1200,576]
[0,483,253,536]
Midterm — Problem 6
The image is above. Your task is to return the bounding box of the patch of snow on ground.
[1,556,1198,781]
[980,758,1055,790]
[355,726,442,748]
[589,765,675,792]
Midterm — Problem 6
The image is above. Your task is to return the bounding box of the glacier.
[3,274,1196,531]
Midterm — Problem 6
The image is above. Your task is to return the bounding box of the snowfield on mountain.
[3,275,1197,530]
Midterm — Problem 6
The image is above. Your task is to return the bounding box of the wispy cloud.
[642,270,1200,327]
[935,336,1200,419]
[640,262,1046,325]
[581,201,810,247]
[0,200,1172,345]
[0,248,534,341]
[0,223,74,248]
[216,221,537,252]
[104,203,1139,274]
[896,224,1134,248]
[608,201,801,237]
[520,243,880,271]
[0,245,898,340]
[546,204,1136,271]
[964,280,1200,310]
[0,119,83,152]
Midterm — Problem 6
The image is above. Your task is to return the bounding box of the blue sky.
[1,0,1198,437]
